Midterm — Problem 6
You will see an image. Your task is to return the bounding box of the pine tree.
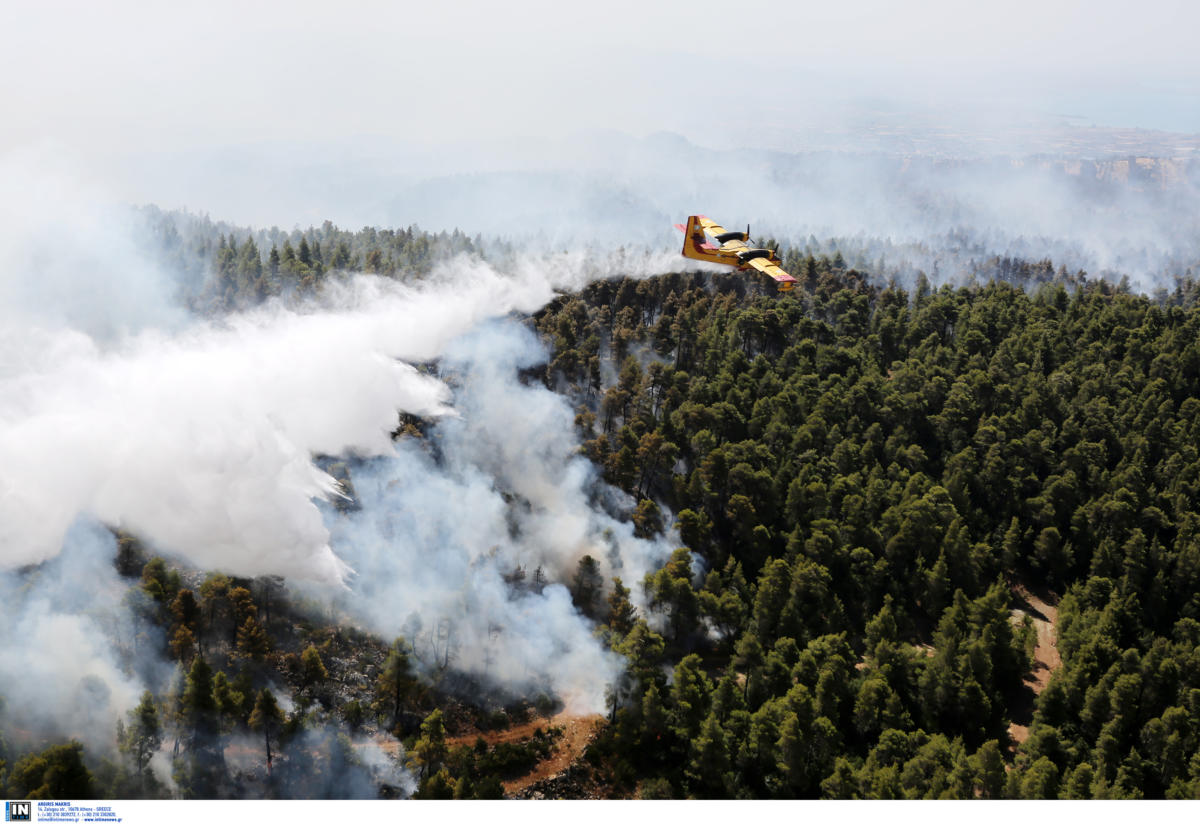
[248,689,285,777]
[177,656,224,795]
[669,654,712,741]
[236,616,270,660]
[375,638,415,734]
[299,645,329,688]
[688,712,730,798]
[409,710,448,780]
[606,577,637,636]
[122,691,162,792]
[571,555,604,619]
[169,624,197,662]
[211,671,243,731]
[181,656,217,735]
[734,631,765,700]
[969,740,1006,798]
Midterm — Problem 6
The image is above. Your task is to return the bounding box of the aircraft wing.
[745,256,797,291]
[697,217,750,251]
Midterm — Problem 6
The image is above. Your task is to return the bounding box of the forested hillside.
[5,220,1200,800]
[528,261,1200,799]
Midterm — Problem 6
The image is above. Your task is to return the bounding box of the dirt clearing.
[447,711,604,796]
[1008,584,1061,747]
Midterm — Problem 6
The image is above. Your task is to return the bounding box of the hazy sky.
[4,1,1197,149]
[2,0,1197,221]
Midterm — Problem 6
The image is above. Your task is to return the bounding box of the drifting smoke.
[322,319,673,711]
[0,158,685,748]
[0,520,162,752]
[0,253,680,581]
[129,131,1200,291]
[219,726,414,799]
[0,147,186,339]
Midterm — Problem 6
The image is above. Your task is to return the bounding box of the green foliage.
[374,638,416,734]
[606,577,637,636]
[299,645,328,687]
[409,710,448,781]
[57,260,1200,800]
[248,689,285,774]
[236,616,271,660]
[639,776,674,799]
[140,557,177,604]
[342,700,364,732]
[644,549,700,645]
[118,691,162,790]
[7,742,95,799]
[211,671,244,731]
[571,555,604,619]
[534,268,1200,798]
[182,657,217,726]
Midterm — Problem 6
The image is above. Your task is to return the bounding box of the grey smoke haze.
[219,724,415,798]
[4,1,1198,265]
[0,229,679,580]
[0,148,186,339]
[320,319,674,712]
[5,1,1199,293]
[0,521,157,753]
[106,131,1200,292]
[0,175,689,739]
[371,138,1200,289]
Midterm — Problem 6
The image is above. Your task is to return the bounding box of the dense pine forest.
[531,262,1200,799]
[5,214,1200,800]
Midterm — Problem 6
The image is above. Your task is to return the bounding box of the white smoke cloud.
[0,158,688,721]
[0,521,151,752]
[320,320,673,712]
[0,246,684,584]
[353,737,416,799]
[0,146,186,339]
[0,304,433,582]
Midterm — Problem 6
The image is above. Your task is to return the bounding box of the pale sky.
[1,0,1197,222]
[3,0,1197,150]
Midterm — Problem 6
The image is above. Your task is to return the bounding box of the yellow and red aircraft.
[674,215,797,292]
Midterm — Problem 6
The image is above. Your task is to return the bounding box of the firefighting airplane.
[674,215,797,292]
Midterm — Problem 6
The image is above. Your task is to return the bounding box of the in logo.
[5,802,31,822]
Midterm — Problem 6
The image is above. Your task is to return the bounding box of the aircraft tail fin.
[680,215,722,261]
